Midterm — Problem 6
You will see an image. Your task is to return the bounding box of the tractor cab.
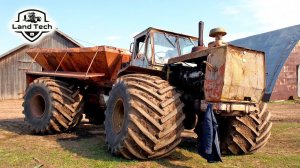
[130,27,198,69]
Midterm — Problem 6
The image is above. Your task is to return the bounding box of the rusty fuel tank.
[204,44,266,103]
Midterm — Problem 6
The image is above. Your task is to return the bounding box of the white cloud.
[224,32,254,42]
[106,35,121,42]
[222,6,240,15]
[223,0,300,32]
[245,0,300,31]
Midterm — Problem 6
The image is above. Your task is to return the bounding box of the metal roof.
[0,44,28,60]
[55,29,83,47]
[230,24,300,96]
[0,29,82,59]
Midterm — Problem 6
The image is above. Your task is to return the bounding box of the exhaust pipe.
[192,21,206,52]
[198,21,204,47]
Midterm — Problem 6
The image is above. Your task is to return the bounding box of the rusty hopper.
[26,46,131,86]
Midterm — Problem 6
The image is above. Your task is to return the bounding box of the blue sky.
[1,0,299,54]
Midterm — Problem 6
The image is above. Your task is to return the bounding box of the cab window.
[153,32,179,64]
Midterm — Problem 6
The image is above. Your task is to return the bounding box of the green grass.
[269,97,300,104]
[0,122,299,168]
[269,100,296,104]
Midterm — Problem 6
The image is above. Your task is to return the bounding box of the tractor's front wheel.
[23,77,84,134]
[219,103,272,154]
[105,74,185,159]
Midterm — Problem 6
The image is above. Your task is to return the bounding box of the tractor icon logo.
[11,9,54,42]
[23,11,42,23]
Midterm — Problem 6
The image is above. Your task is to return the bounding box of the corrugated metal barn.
[231,25,300,101]
[0,30,82,100]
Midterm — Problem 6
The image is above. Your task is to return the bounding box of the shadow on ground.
[0,118,197,168]
[55,122,196,168]
[0,118,30,135]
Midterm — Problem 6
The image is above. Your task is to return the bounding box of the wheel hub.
[112,99,125,134]
[30,94,46,118]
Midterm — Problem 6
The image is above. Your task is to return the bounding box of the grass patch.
[269,100,296,104]
[269,97,300,105]
[0,122,299,168]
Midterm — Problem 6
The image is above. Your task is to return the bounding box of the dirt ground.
[268,103,300,122]
[0,99,104,141]
[0,100,24,120]
[0,100,299,168]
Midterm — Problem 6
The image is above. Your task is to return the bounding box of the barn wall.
[270,41,300,100]
[0,32,80,100]
[0,47,41,100]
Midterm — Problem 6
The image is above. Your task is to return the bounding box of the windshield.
[179,37,198,55]
[153,32,197,64]
[153,32,178,64]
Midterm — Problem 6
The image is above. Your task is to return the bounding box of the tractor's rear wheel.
[23,77,84,134]
[105,74,185,159]
[219,103,272,154]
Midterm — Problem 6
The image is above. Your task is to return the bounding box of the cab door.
[131,34,153,68]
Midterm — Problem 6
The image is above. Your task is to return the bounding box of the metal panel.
[204,45,265,103]
[269,41,300,100]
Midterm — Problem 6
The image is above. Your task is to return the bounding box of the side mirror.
[129,42,134,53]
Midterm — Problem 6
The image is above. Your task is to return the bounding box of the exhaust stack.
[192,21,206,52]
[198,21,204,47]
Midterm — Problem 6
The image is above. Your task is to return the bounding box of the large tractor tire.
[219,103,272,155]
[23,77,84,134]
[104,74,185,159]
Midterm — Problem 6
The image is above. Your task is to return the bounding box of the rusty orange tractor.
[23,21,272,159]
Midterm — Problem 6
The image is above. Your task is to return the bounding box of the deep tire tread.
[105,74,185,159]
[24,77,84,134]
[221,103,272,155]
